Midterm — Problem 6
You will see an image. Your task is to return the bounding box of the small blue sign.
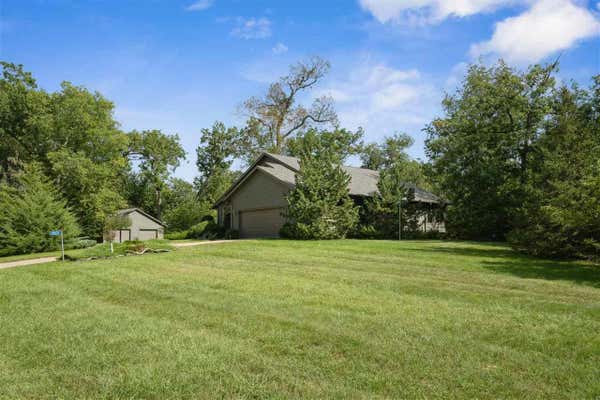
[49,230,62,236]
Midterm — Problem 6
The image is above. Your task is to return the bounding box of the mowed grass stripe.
[1,240,599,398]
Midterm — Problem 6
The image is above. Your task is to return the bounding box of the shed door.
[138,229,158,241]
[119,230,130,243]
[239,208,284,238]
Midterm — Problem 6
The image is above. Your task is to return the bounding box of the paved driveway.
[0,240,243,270]
[0,257,59,270]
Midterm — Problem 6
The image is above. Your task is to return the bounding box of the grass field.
[0,240,598,398]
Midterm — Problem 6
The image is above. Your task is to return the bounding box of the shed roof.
[116,208,166,227]
[214,152,444,206]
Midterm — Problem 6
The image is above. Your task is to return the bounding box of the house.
[110,208,166,243]
[214,152,446,238]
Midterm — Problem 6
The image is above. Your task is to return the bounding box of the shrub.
[224,229,239,240]
[65,240,173,260]
[348,224,383,239]
[66,238,98,250]
[165,231,189,240]
[402,230,447,240]
[200,221,225,239]
[186,221,210,239]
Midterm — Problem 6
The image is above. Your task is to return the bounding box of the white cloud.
[359,0,522,24]
[230,17,272,39]
[185,0,213,11]
[272,42,288,54]
[471,0,600,64]
[318,60,439,149]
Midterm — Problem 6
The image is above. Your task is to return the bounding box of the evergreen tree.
[0,163,80,256]
[509,77,600,259]
[281,131,358,239]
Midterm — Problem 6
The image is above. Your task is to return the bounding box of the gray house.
[214,152,445,238]
[110,208,165,243]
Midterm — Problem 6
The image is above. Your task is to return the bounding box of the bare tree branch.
[240,57,337,152]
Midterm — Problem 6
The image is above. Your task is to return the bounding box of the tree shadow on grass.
[406,243,600,288]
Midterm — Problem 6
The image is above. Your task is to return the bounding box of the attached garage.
[214,158,292,239]
[239,208,285,238]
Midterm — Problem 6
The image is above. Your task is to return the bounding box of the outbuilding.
[110,208,165,243]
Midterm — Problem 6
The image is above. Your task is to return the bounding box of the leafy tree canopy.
[425,60,557,240]
[287,127,364,164]
[128,129,186,219]
[195,121,241,206]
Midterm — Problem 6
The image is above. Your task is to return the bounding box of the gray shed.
[110,208,165,243]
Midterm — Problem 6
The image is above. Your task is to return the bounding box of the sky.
[1,0,599,181]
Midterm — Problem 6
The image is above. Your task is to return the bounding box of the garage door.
[239,208,285,238]
[138,229,158,241]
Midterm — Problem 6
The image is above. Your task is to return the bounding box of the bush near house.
[281,132,359,240]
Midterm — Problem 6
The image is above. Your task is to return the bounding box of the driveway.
[0,241,242,270]
[0,257,59,270]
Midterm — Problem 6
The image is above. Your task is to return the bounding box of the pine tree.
[281,133,358,239]
[0,163,80,255]
[508,78,600,259]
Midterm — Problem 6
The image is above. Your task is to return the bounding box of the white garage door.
[239,208,285,238]
[138,229,158,241]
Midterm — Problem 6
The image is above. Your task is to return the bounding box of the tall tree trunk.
[155,187,162,220]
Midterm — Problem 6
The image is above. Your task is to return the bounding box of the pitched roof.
[265,153,381,197]
[116,208,166,226]
[214,152,443,206]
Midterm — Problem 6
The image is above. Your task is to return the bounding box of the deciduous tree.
[195,121,241,205]
[240,57,337,159]
[129,130,186,219]
[287,127,363,164]
[425,61,557,240]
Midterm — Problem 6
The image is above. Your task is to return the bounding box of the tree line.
[426,62,599,259]
[1,57,598,260]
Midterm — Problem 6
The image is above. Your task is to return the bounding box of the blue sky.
[1,0,599,181]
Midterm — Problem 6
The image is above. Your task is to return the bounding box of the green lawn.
[0,240,177,264]
[0,240,598,398]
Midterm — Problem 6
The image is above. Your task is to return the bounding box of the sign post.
[398,196,407,241]
[49,230,64,261]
